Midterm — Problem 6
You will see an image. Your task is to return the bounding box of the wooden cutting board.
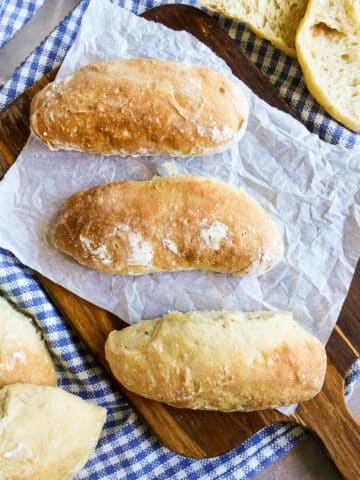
[0,5,359,478]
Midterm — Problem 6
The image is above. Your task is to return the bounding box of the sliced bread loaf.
[296,0,360,131]
[199,0,308,57]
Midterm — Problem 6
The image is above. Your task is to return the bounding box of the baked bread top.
[30,58,248,156]
[54,175,283,276]
[199,0,308,57]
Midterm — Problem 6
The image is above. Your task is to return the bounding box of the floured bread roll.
[0,296,56,387]
[30,58,248,156]
[0,383,106,480]
[54,175,283,276]
[199,0,308,57]
[296,0,360,131]
[105,310,327,412]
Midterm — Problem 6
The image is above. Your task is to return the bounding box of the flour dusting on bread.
[200,220,229,250]
[80,235,113,265]
[114,225,153,267]
[3,443,33,459]
[54,176,283,276]
[12,351,26,361]
[162,239,179,255]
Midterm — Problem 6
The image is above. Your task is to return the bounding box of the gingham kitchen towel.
[0,1,360,479]
[0,0,48,48]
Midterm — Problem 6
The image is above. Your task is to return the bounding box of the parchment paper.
[0,0,359,415]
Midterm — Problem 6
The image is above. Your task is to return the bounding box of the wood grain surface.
[0,5,359,479]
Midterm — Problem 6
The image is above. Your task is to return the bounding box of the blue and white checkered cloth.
[0,0,48,48]
[0,1,360,479]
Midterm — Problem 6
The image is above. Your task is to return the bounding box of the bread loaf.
[105,310,327,412]
[30,58,248,156]
[54,175,283,276]
[199,0,307,57]
[0,296,56,387]
[0,383,106,480]
[296,0,360,131]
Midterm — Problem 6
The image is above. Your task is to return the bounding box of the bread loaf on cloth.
[199,0,308,57]
[0,384,106,480]
[54,175,283,276]
[105,310,327,412]
[0,296,56,388]
[30,58,248,156]
[296,0,360,131]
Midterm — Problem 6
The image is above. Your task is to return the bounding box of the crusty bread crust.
[0,384,106,480]
[30,58,248,156]
[0,296,56,387]
[54,175,283,276]
[105,310,327,412]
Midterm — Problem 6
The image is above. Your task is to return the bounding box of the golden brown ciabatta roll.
[30,58,248,156]
[105,310,327,412]
[54,175,283,276]
[0,383,106,480]
[0,296,56,387]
